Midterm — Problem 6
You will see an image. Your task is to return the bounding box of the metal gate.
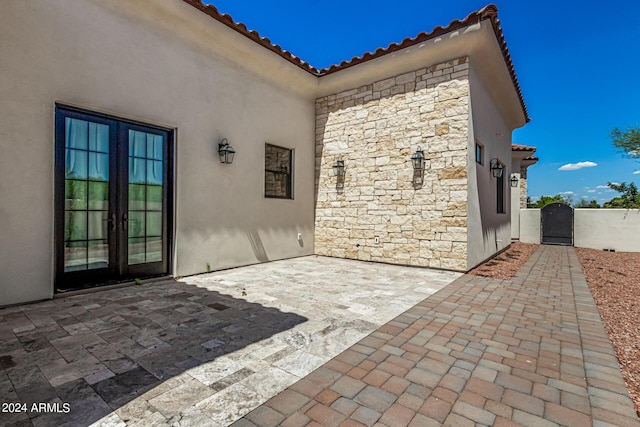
[541,203,573,245]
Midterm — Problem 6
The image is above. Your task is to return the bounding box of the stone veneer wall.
[519,168,529,209]
[520,175,528,209]
[314,58,470,271]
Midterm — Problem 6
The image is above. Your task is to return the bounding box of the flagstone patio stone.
[0,256,458,426]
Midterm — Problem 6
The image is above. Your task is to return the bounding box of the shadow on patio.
[0,278,307,426]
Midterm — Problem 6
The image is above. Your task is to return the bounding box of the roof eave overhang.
[470,21,529,130]
[315,20,483,98]
[315,5,529,127]
[512,151,534,162]
[316,19,528,130]
[179,1,528,124]
[521,156,539,168]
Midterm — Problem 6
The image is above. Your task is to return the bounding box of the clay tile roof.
[512,144,537,152]
[182,1,529,122]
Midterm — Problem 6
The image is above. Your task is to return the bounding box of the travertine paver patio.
[0,256,460,426]
[236,245,640,427]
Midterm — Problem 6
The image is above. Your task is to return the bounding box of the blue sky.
[205,1,640,205]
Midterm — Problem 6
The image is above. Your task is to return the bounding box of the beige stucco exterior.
[573,209,640,252]
[519,209,542,244]
[466,67,514,268]
[519,208,640,251]
[0,0,316,305]
[0,1,527,305]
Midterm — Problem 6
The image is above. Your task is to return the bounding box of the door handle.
[103,213,116,231]
[122,213,128,231]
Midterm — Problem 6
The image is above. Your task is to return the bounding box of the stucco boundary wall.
[519,209,541,244]
[519,208,640,252]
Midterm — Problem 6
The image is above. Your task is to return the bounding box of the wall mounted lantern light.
[490,158,504,178]
[411,147,425,171]
[510,174,519,187]
[332,160,345,177]
[218,138,235,164]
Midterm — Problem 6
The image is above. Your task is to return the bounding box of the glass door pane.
[63,118,110,272]
[127,130,164,266]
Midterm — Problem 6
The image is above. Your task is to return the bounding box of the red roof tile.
[182,1,529,122]
[512,144,537,152]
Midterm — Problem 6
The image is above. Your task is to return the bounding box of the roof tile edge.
[317,4,498,75]
[512,144,537,152]
[181,0,319,74]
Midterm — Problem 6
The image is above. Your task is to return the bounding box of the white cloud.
[595,184,617,192]
[558,161,597,171]
[586,189,596,193]
[634,170,640,175]
[560,191,574,195]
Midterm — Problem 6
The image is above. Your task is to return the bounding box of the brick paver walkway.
[235,245,640,426]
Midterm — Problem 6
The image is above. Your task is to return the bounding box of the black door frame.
[54,105,174,291]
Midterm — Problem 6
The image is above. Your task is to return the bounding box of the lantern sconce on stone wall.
[490,158,504,178]
[510,174,519,187]
[333,159,346,193]
[411,147,425,171]
[218,138,236,164]
[411,147,426,188]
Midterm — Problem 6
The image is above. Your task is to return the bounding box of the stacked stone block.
[314,58,470,271]
[520,174,528,209]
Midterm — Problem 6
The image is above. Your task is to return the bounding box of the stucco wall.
[520,209,640,250]
[519,209,541,244]
[466,67,513,268]
[574,209,640,252]
[314,58,470,271]
[0,0,316,305]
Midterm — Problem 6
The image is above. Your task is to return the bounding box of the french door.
[55,107,172,291]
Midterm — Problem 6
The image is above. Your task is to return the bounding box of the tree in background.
[528,194,571,208]
[574,198,600,208]
[610,126,640,159]
[607,125,639,208]
[603,182,640,208]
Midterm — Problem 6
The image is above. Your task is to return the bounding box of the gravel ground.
[469,243,640,416]
[576,247,640,416]
[468,241,539,280]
